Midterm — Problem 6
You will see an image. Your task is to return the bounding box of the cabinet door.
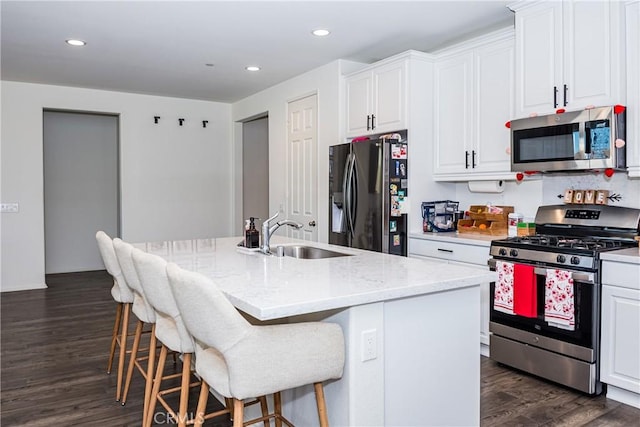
[563,0,622,109]
[434,52,474,175]
[601,285,640,393]
[372,60,406,133]
[410,237,491,350]
[346,71,373,137]
[625,1,640,178]
[474,38,514,173]
[480,281,490,348]
[514,1,563,117]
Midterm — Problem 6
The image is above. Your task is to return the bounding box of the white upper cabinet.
[626,0,640,178]
[345,59,407,137]
[474,38,516,175]
[433,52,474,175]
[433,29,515,181]
[512,0,624,118]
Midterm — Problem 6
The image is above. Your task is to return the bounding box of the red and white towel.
[544,269,575,331]
[494,261,515,314]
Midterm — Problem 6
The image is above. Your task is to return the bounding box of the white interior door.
[287,94,318,241]
[43,111,119,274]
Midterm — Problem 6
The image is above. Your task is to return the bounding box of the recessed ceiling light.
[246,66,260,72]
[66,39,86,47]
[312,29,330,37]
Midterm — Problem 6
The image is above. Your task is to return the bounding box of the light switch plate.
[1,203,19,213]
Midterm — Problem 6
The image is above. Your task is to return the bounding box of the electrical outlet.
[361,329,377,362]
[0,203,19,213]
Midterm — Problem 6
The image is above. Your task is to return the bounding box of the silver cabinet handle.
[309,220,316,227]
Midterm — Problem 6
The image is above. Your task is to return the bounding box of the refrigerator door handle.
[351,153,358,233]
[342,154,351,236]
[346,153,357,238]
[343,153,354,238]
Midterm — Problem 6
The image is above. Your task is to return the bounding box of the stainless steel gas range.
[488,204,640,395]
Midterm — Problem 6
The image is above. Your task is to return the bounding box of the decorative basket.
[458,205,513,236]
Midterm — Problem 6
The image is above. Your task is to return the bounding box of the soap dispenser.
[245,217,260,249]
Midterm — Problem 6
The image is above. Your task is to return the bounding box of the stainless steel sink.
[280,245,352,259]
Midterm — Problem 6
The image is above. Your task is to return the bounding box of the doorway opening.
[242,115,269,231]
[43,110,120,274]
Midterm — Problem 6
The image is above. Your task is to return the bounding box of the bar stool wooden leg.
[116,303,130,401]
[274,392,282,427]
[145,344,168,427]
[314,382,329,427]
[233,399,244,427]
[177,353,192,427]
[142,324,157,425]
[194,381,209,427]
[107,302,123,374]
[226,398,234,419]
[259,395,270,427]
[121,319,143,405]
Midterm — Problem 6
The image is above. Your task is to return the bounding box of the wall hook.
[178,118,185,126]
[154,116,160,124]
[202,120,209,128]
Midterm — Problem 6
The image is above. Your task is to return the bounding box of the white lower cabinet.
[409,236,491,355]
[601,258,640,409]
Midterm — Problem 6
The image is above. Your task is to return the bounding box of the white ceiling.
[1,0,514,103]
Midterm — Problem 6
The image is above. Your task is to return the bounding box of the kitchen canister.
[508,213,524,237]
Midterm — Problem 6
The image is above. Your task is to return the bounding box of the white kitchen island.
[136,236,496,426]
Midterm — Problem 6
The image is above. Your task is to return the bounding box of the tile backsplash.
[455,172,640,221]
[541,173,640,210]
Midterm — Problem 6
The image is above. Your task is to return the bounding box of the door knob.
[309,220,316,227]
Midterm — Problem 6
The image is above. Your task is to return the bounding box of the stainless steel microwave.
[510,106,626,172]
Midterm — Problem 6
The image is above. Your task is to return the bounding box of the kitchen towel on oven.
[513,264,537,318]
[544,269,575,331]
[494,261,514,314]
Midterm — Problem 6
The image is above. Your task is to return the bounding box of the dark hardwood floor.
[2,270,639,426]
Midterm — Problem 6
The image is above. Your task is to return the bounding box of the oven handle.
[487,259,594,283]
[534,267,594,284]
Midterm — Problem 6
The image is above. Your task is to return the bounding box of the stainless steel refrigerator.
[329,130,408,256]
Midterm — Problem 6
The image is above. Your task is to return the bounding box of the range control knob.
[499,248,507,256]
[510,249,519,257]
[570,256,581,265]
[556,255,566,263]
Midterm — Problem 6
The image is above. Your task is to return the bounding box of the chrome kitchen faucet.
[260,212,303,254]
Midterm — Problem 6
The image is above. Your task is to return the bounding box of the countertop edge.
[228,270,496,320]
[601,247,640,264]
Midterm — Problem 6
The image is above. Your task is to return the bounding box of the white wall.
[455,173,640,221]
[232,60,365,242]
[1,81,233,291]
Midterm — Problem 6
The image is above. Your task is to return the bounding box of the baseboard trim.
[606,385,640,409]
[1,283,48,292]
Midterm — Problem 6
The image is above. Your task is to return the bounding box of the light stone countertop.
[600,247,640,264]
[136,236,496,321]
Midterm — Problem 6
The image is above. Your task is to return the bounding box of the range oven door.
[488,258,598,362]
